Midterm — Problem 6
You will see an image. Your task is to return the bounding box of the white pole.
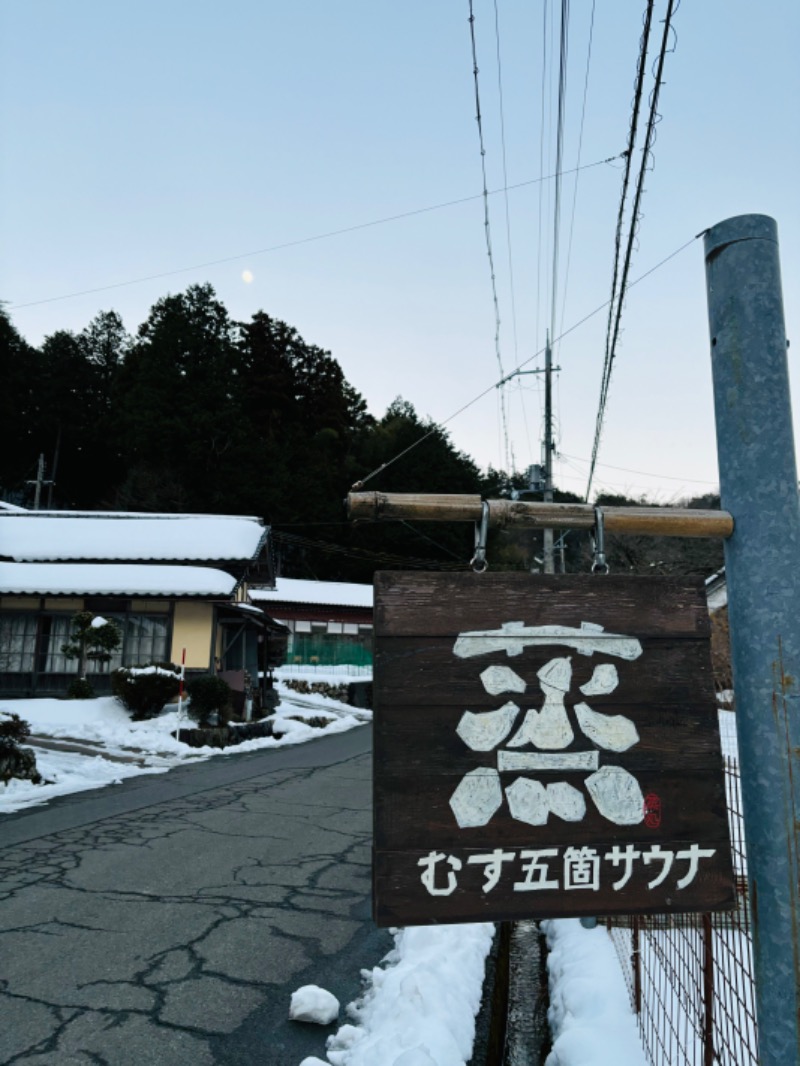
[176,648,186,744]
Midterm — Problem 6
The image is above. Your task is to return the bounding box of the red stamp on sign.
[644,793,662,828]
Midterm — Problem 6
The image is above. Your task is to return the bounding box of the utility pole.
[503,337,560,574]
[704,213,800,1066]
[26,454,53,511]
[543,335,555,574]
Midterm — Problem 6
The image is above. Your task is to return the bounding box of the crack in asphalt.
[1,728,391,1065]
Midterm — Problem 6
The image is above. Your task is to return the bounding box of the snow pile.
[323,923,494,1066]
[0,748,169,810]
[0,688,371,814]
[290,985,340,1025]
[543,919,646,1066]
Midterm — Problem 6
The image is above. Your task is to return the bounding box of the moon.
[241,269,254,284]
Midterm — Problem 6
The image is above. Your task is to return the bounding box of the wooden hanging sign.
[373,572,735,927]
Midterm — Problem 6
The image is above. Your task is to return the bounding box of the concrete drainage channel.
[472,921,551,1066]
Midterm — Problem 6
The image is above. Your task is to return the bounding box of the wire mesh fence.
[607,756,758,1065]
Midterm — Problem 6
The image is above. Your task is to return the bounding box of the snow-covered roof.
[0,500,27,512]
[0,562,238,597]
[0,511,266,563]
[249,577,373,609]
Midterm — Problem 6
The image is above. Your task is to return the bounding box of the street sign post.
[373,572,735,927]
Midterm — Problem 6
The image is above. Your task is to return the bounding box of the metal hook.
[471,500,490,573]
[592,506,609,574]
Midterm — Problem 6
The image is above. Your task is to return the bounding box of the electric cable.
[8,155,620,311]
[557,0,596,347]
[467,0,511,473]
[585,0,677,501]
[351,231,700,491]
[548,0,570,346]
[271,530,469,571]
[534,0,550,349]
[559,451,717,485]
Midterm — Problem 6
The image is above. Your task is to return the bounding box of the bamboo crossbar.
[347,492,734,539]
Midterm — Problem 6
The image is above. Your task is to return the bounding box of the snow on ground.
[309,923,494,1066]
[302,918,647,1066]
[543,919,647,1066]
[0,675,372,814]
[0,747,170,811]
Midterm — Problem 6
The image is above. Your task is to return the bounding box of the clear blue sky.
[2,1,798,501]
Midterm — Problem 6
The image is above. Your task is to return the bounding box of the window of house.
[40,612,170,674]
[0,613,39,673]
[122,614,169,666]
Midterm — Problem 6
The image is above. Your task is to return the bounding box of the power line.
[557,0,596,346]
[8,156,620,312]
[535,1,550,350]
[467,0,511,473]
[271,529,468,571]
[548,0,570,345]
[586,0,679,501]
[590,0,655,490]
[559,451,718,485]
[492,0,520,366]
[352,231,700,490]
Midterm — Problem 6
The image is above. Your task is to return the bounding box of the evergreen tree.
[0,308,44,500]
[114,285,247,511]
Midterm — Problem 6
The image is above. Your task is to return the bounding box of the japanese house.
[0,510,287,701]
[249,577,373,668]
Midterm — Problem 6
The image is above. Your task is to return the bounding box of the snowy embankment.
[0,672,370,814]
[543,919,647,1066]
[300,916,644,1066]
[301,923,495,1066]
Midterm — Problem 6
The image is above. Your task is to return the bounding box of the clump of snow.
[290,985,340,1025]
[125,665,181,679]
[299,1059,331,1066]
[323,923,493,1066]
[90,615,109,628]
[542,919,646,1066]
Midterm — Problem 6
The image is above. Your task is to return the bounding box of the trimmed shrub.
[186,675,232,727]
[67,677,96,700]
[0,712,43,785]
[0,712,32,747]
[112,663,181,721]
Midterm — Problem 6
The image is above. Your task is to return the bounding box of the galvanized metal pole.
[704,213,800,1065]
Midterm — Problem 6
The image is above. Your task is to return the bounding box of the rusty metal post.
[632,917,642,1015]
[704,214,800,1065]
[702,913,715,1066]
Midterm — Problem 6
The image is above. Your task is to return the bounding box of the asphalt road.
[0,725,392,1065]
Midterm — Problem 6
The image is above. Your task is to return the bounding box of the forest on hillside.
[0,285,723,582]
